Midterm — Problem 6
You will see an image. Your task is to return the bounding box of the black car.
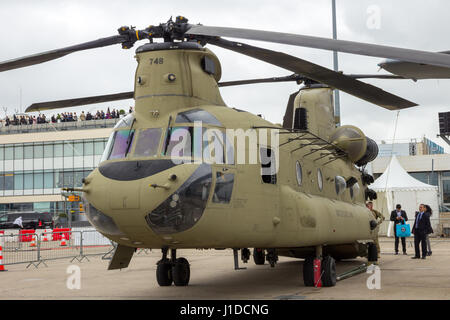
[0,212,54,229]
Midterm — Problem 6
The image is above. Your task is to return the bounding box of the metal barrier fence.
[0,229,118,268]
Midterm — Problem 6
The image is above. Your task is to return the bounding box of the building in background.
[0,119,119,224]
[377,137,445,158]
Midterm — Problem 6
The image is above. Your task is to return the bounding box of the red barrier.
[52,228,72,241]
[19,229,35,242]
[313,258,322,288]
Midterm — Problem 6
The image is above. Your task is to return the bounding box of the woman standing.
[424,204,434,256]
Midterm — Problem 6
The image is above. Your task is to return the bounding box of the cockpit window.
[164,127,193,159]
[134,128,162,157]
[100,114,136,163]
[175,109,222,126]
[107,129,135,160]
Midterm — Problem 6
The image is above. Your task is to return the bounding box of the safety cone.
[60,233,67,247]
[29,235,37,248]
[0,231,6,271]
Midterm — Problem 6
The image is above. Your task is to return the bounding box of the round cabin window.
[296,161,302,186]
[351,183,361,199]
[317,169,323,191]
[335,176,346,195]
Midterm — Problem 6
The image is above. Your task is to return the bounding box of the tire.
[253,248,265,265]
[321,256,337,287]
[156,261,173,286]
[172,257,190,286]
[368,242,378,262]
[303,257,315,287]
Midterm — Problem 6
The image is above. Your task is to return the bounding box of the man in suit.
[412,204,433,259]
[390,204,408,255]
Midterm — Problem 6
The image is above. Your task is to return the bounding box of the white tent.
[371,156,439,236]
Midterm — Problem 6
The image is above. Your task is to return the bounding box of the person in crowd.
[424,204,434,256]
[390,204,408,255]
[412,204,433,259]
[80,111,86,121]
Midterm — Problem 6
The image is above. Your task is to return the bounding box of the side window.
[317,169,323,191]
[350,183,360,200]
[134,128,162,157]
[295,161,302,186]
[212,172,235,204]
[335,176,346,195]
[260,147,277,184]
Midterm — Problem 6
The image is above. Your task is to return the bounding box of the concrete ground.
[1,237,449,300]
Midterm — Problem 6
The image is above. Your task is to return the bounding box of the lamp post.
[332,0,341,127]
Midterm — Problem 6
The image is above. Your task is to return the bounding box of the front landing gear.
[156,248,191,287]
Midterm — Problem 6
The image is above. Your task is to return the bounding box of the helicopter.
[1,16,449,287]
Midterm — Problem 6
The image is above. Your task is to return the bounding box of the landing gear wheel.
[253,248,265,265]
[241,248,251,263]
[321,256,337,287]
[172,257,190,286]
[156,260,173,286]
[368,242,378,262]
[303,257,315,287]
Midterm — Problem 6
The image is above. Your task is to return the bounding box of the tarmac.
[1,237,449,300]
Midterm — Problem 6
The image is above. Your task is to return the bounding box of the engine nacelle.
[329,125,378,167]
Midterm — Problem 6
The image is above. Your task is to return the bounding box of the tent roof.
[371,155,437,191]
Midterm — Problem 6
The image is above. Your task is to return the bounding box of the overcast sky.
[0,0,449,152]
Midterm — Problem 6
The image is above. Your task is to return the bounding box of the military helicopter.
[2,16,449,287]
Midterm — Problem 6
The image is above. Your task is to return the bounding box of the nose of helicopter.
[81,161,212,240]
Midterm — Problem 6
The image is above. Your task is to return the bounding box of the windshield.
[134,128,162,157]
[101,114,136,162]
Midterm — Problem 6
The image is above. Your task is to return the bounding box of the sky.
[0,0,449,152]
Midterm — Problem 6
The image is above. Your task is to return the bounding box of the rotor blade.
[0,35,126,72]
[218,74,406,87]
[208,38,417,110]
[187,25,450,69]
[378,55,450,79]
[26,91,134,112]
[347,74,406,80]
[218,74,303,87]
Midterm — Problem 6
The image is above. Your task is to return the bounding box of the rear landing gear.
[302,246,336,287]
[253,248,266,265]
[156,248,191,287]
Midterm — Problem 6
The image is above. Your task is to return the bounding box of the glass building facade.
[0,138,107,197]
[0,121,114,217]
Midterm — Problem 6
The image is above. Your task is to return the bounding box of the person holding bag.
[390,204,408,255]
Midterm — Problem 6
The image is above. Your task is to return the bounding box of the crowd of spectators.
[0,107,133,127]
